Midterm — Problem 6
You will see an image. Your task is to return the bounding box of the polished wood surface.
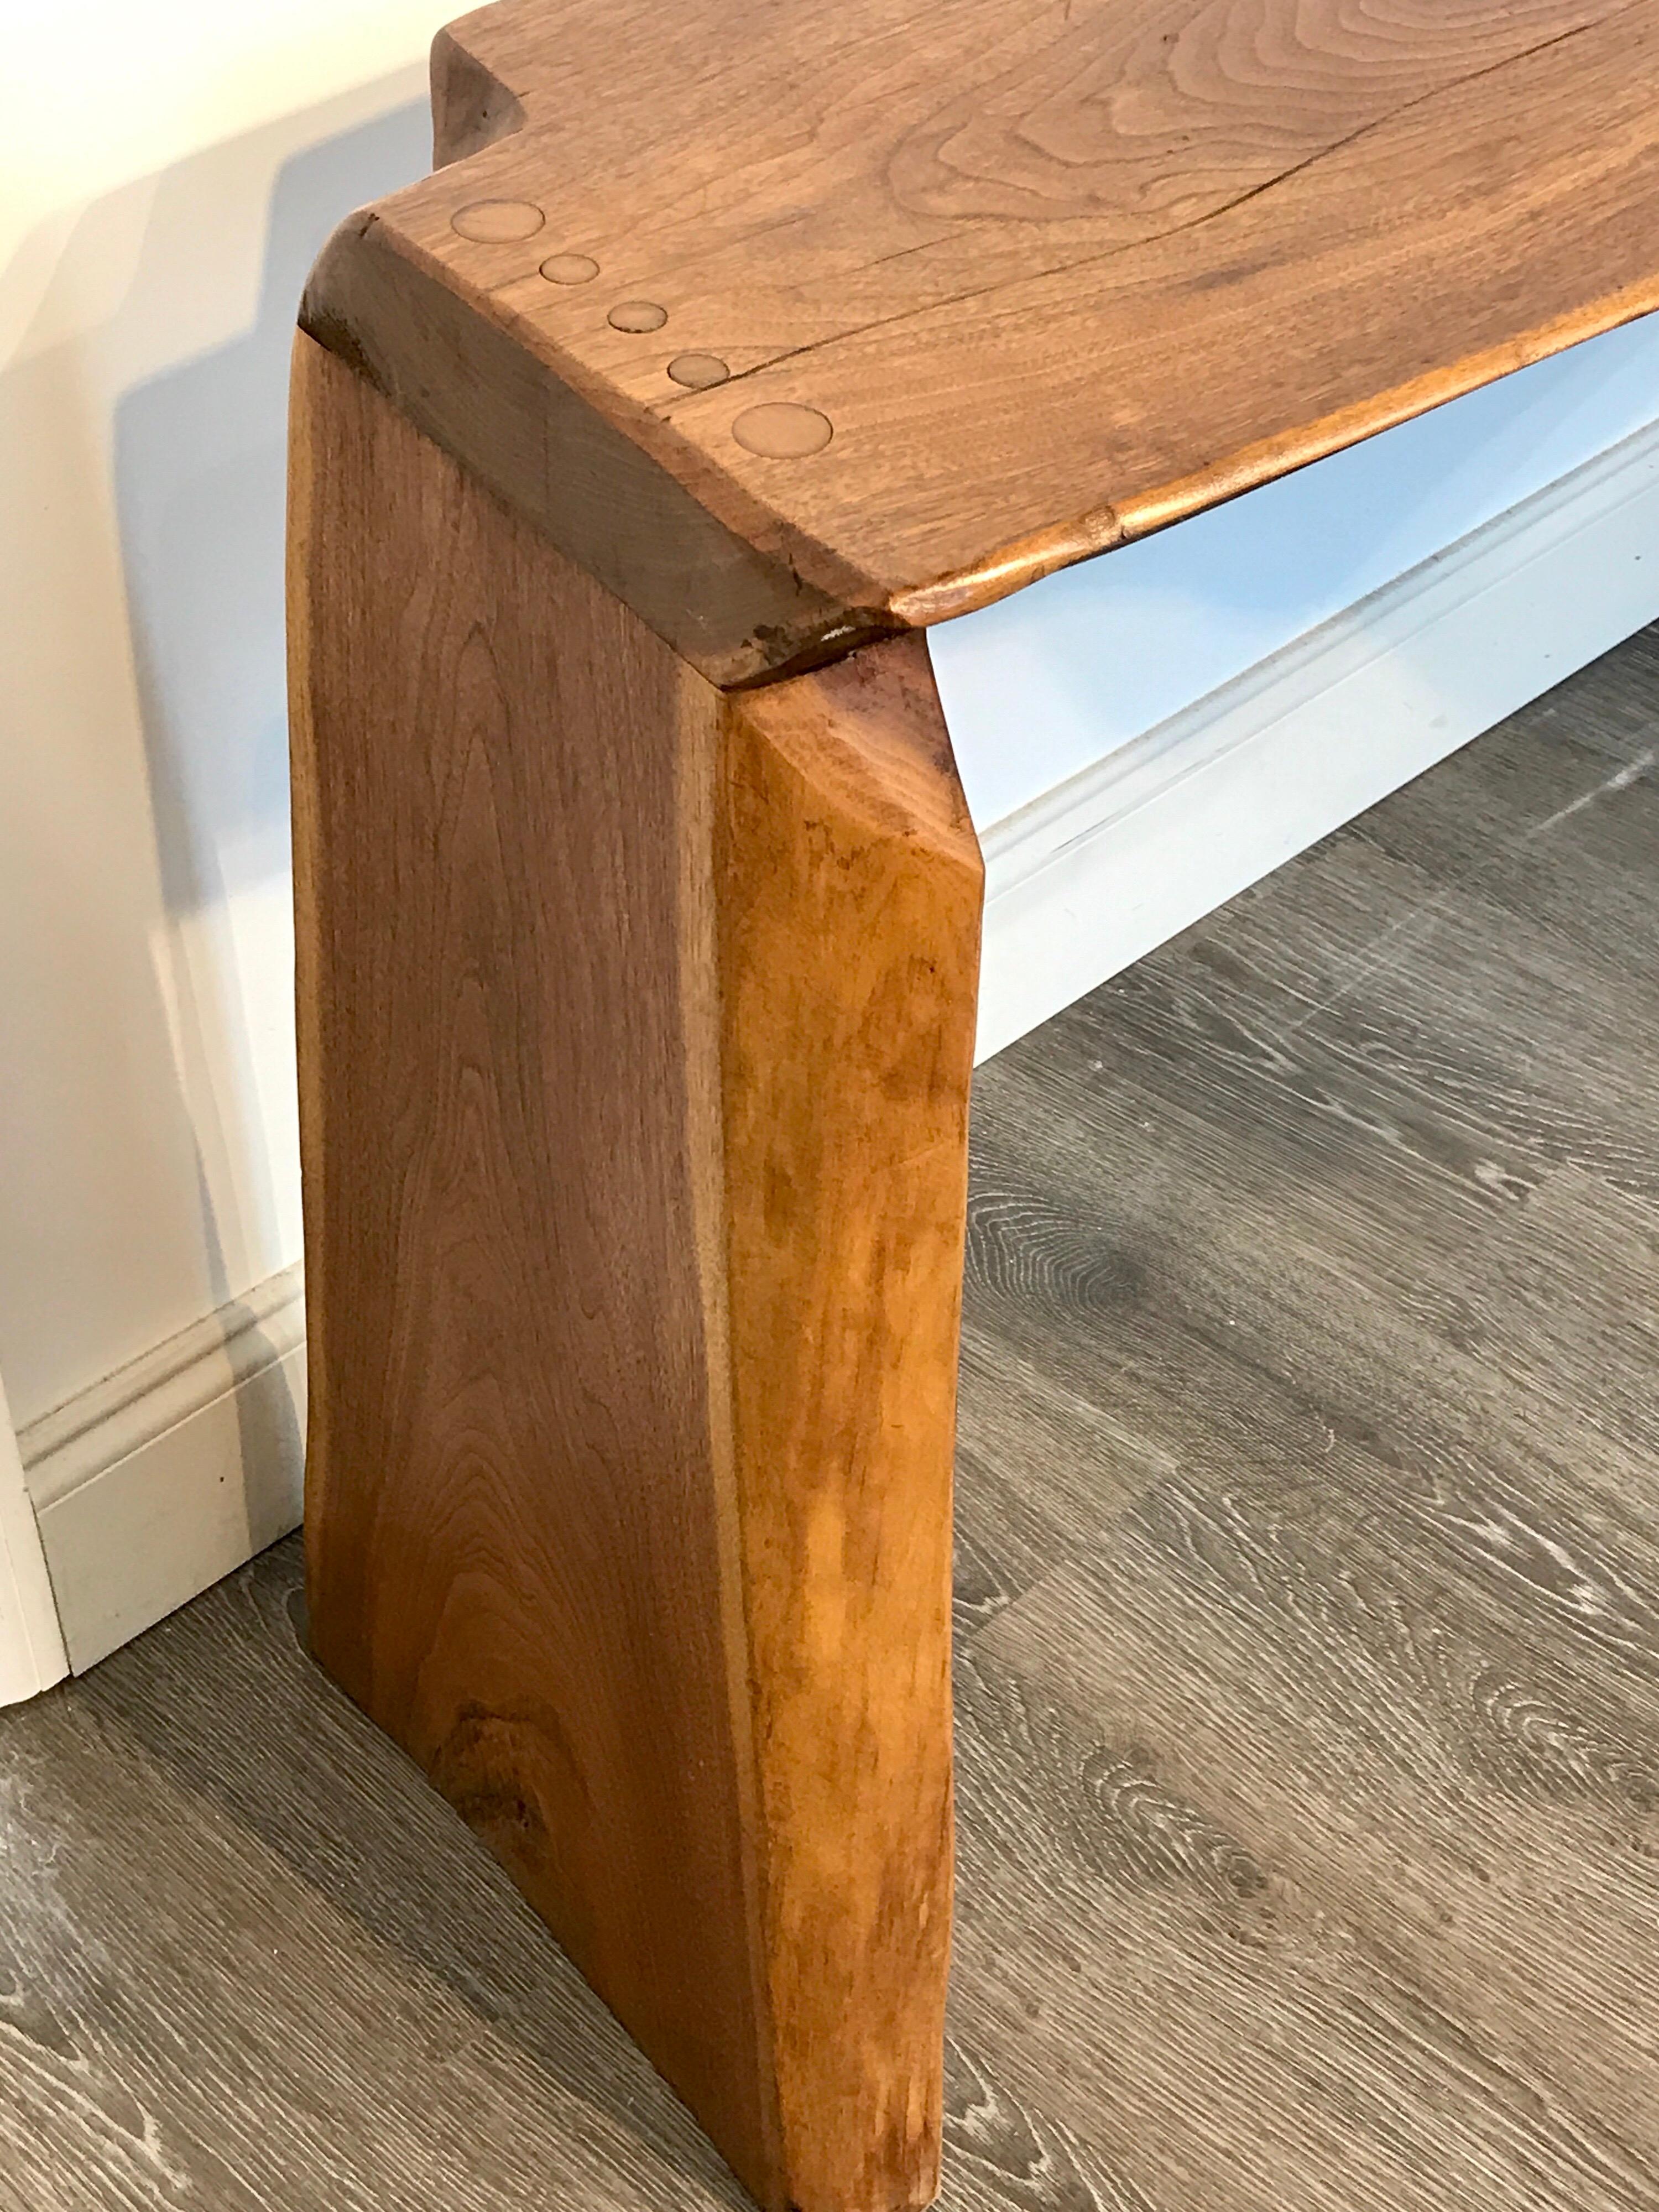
[300,0,1659,680]
[290,9,1659,2201]
[11,636,1659,2208]
[720,639,979,2209]
[289,333,775,2194]
[289,333,979,2212]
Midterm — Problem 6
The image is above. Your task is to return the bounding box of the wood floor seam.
[8,619,1659,2209]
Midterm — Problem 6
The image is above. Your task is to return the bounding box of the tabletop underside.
[302,0,1659,683]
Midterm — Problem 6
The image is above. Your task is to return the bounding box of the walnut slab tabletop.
[288,5,1659,2209]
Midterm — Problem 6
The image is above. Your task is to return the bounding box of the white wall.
[2,0,1657,1681]
[0,2,450,1436]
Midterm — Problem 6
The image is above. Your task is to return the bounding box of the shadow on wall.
[112,97,432,1314]
[117,100,429,924]
[0,84,427,1437]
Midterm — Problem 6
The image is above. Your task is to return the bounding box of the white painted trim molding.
[0,1374,70,1704]
[973,414,1659,1062]
[17,1266,306,1673]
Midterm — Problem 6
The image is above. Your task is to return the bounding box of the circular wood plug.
[451,200,545,242]
[732,403,833,457]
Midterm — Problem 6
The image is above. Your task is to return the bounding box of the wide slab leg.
[288,333,982,2212]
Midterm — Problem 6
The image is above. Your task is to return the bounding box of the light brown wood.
[289,331,981,2212]
[296,0,1659,681]
[718,640,977,2209]
[15,641,1659,2208]
[288,331,773,2194]
[290,8,1659,2199]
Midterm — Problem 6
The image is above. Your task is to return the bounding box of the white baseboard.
[0,1374,69,1705]
[17,1266,306,1672]
[973,414,1659,1062]
[10,418,1659,1683]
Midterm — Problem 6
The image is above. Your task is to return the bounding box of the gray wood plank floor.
[6,627,1659,2209]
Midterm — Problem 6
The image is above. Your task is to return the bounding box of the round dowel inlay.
[667,353,731,389]
[732,402,833,457]
[608,300,669,332]
[451,200,545,242]
[540,252,599,284]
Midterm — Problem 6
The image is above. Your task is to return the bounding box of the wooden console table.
[288,6,1659,2206]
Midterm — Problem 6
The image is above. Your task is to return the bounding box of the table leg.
[288,331,982,2212]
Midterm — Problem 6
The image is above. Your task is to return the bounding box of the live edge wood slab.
[288,5,1659,2208]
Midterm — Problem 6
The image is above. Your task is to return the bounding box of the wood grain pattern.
[289,334,980,2212]
[7,637,1659,2208]
[0,1551,761,2212]
[721,642,982,2210]
[289,332,776,2195]
[0,1539,1145,2212]
[940,659,1659,2211]
[296,0,1659,678]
